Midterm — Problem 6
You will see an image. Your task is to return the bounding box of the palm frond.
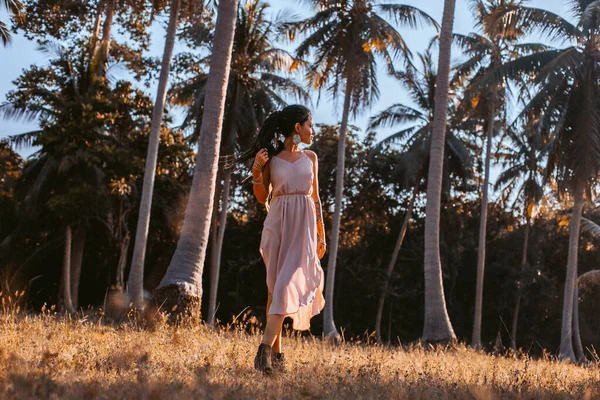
[580,0,600,32]
[581,217,600,238]
[368,104,425,130]
[374,126,418,150]
[0,20,11,46]
[260,73,311,103]
[0,102,51,123]
[6,130,42,150]
[513,6,580,42]
[375,3,439,30]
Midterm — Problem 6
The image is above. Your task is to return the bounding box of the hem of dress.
[268,288,325,331]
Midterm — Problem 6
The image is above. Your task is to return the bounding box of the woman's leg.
[264,292,284,350]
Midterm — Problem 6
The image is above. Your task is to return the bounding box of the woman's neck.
[283,137,300,152]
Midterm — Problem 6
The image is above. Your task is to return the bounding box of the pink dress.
[259,150,326,331]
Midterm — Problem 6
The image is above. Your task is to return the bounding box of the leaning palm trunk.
[472,101,495,349]
[70,227,87,310]
[153,0,239,321]
[95,0,115,77]
[559,185,584,362]
[510,216,530,351]
[89,6,103,57]
[62,225,75,314]
[375,186,417,343]
[323,78,353,340]
[207,170,231,327]
[422,0,457,343]
[128,0,181,310]
[573,285,584,362]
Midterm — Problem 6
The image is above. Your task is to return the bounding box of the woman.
[237,105,326,374]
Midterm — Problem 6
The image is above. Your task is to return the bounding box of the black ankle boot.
[271,352,287,373]
[254,343,273,374]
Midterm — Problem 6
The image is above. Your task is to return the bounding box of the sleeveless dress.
[259,150,326,331]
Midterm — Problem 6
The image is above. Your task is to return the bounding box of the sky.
[0,0,573,159]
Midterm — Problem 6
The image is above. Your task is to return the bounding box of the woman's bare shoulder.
[304,149,318,162]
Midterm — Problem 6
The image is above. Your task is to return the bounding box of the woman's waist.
[272,191,312,199]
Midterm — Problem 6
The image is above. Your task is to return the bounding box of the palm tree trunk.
[573,284,584,362]
[153,0,239,321]
[128,0,181,310]
[559,184,584,362]
[89,4,103,56]
[510,216,529,351]
[207,170,231,327]
[70,227,87,311]
[116,231,131,290]
[472,101,495,349]
[95,0,115,77]
[62,225,75,314]
[375,185,417,342]
[323,77,354,340]
[422,0,457,344]
[208,171,223,319]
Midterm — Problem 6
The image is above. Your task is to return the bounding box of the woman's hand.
[254,148,269,171]
[317,239,326,259]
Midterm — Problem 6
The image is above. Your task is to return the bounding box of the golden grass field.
[0,305,598,400]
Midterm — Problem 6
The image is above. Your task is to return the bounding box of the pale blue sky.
[0,0,572,158]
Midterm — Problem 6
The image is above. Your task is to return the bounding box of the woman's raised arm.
[253,148,271,204]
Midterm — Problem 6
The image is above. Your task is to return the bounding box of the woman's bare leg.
[264,292,284,351]
[273,328,282,353]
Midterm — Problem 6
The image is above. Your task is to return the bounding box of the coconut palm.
[422,0,457,343]
[169,0,308,325]
[0,0,24,46]
[453,0,553,349]
[494,111,545,350]
[492,0,600,361]
[368,49,472,342]
[128,0,183,310]
[287,0,437,339]
[152,0,239,319]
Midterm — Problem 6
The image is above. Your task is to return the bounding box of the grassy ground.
[0,310,598,399]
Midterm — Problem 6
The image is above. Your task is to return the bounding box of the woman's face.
[295,115,315,145]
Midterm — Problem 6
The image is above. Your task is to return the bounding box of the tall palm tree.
[494,0,600,361]
[287,0,437,339]
[422,0,456,343]
[170,0,309,325]
[368,49,472,342]
[128,0,183,310]
[494,111,544,350]
[152,0,239,319]
[453,0,551,349]
[0,0,24,46]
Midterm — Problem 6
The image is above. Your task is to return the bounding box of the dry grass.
[0,309,598,399]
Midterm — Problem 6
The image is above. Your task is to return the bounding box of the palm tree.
[422,0,456,343]
[0,43,110,312]
[169,0,309,325]
[128,0,183,310]
[453,0,552,349]
[287,0,437,339]
[0,0,24,46]
[152,0,239,319]
[494,112,544,351]
[368,49,472,342]
[494,0,600,361]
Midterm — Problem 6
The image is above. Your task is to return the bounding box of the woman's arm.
[306,150,326,259]
[252,148,271,204]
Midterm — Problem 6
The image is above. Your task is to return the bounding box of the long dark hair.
[230,104,311,168]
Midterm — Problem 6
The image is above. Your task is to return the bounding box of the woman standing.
[236,105,326,374]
